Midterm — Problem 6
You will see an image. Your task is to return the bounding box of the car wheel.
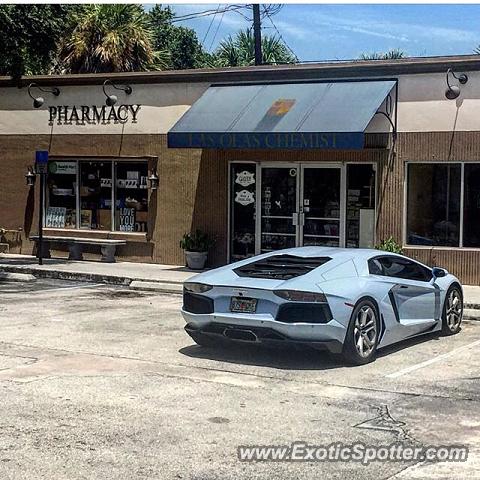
[342,299,380,365]
[442,286,463,335]
[187,330,218,348]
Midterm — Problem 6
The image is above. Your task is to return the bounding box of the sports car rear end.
[181,250,354,353]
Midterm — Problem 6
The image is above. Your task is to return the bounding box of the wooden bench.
[30,236,127,263]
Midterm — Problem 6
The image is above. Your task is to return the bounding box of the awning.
[167,80,396,150]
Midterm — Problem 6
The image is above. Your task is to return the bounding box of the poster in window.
[235,190,255,206]
[45,207,66,228]
[119,207,135,232]
[80,210,92,228]
[235,170,255,187]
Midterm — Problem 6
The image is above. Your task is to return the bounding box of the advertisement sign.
[49,161,77,175]
[235,171,255,187]
[119,207,135,232]
[45,207,66,228]
[235,190,255,206]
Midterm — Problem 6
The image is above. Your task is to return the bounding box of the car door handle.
[399,285,408,289]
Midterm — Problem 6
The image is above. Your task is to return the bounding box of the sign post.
[35,151,49,265]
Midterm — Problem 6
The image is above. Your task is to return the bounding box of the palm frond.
[57,4,161,73]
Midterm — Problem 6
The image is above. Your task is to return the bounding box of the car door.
[374,256,439,337]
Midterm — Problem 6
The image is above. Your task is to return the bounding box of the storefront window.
[46,161,77,228]
[80,161,112,230]
[115,162,149,232]
[407,164,461,247]
[46,159,148,233]
[346,164,376,248]
[230,163,256,261]
[463,164,480,247]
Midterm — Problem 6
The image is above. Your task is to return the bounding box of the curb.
[129,280,183,294]
[0,265,131,286]
[0,264,184,293]
[0,271,36,282]
[463,309,480,320]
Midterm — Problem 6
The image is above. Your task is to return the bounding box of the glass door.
[259,166,299,253]
[300,166,343,247]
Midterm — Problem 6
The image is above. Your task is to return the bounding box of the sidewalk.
[0,254,479,316]
[0,254,199,293]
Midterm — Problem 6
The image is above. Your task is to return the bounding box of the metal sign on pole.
[35,150,48,265]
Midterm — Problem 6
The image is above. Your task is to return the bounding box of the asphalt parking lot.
[0,278,478,480]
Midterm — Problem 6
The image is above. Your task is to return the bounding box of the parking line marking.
[385,339,480,379]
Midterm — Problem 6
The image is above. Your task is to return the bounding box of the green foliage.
[57,4,167,73]
[180,229,215,253]
[214,29,296,67]
[375,237,403,254]
[359,49,406,60]
[0,4,76,77]
[148,5,211,70]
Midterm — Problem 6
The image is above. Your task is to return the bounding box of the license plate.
[230,297,257,313]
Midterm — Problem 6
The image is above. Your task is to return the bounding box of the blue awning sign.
[168,80,395,150]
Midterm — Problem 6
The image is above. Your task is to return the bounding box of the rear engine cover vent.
[234,255,331,280]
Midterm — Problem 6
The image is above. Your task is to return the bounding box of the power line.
[262,6,298,63]
[208,8,227,52]
[201,4,221,47]
[171,5,247,23]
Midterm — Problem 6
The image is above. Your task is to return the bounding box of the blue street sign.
[35,150,49,164]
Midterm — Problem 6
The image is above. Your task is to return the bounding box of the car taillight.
[273,290,327,302]
[184,283,213,294]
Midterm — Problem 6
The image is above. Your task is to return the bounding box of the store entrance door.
[258,164,344,253]
[228,162,376,262]
[300,165,343,247]
[258,165,300,253]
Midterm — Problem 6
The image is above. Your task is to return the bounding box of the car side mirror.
[432,267,447,280]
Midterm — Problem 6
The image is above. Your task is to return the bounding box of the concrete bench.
[30,236,126,263]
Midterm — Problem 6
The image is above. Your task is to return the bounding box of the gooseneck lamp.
[102,79,133,106]
[445,68,468,100]
[27,83,60,109]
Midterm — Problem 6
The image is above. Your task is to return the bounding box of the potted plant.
[375,236,403,254]
[180,229,215,270]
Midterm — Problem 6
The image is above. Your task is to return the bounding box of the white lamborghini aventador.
[181,247,463,365]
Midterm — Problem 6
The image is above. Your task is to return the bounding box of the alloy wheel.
[353,305,377,358]
[446,289,463,331]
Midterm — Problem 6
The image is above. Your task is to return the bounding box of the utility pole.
[252,4,262,65]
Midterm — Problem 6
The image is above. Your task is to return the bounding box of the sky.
[158,4,480,61]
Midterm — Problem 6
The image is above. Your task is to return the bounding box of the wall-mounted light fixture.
[445,68,468,100]
[102,79,133,106]
[25,166,36,186]
[148,170,159,190]
[27,83,60,109]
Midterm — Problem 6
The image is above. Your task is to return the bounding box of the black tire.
[186,330,219,348]
[342,299,380,366]
[441,285,463,336]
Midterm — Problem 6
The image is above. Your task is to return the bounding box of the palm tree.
[57,4,169,73]
[214,29,296,67]
[359,49,406,60]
